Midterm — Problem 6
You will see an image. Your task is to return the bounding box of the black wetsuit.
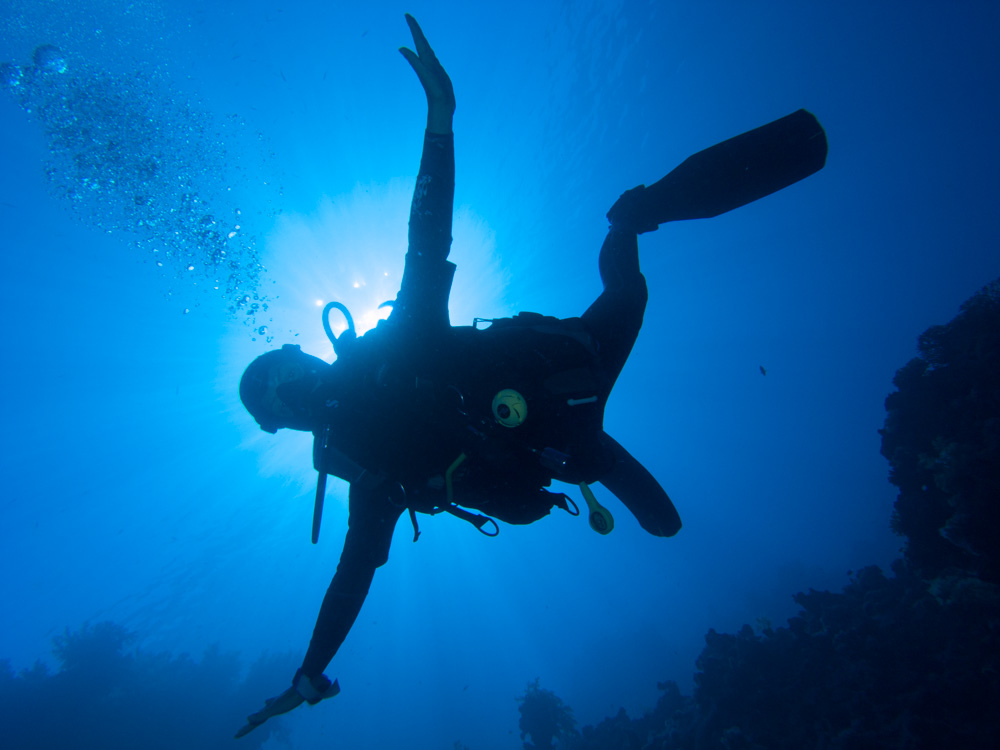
[300,131,677,679]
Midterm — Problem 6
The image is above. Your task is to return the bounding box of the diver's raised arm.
[390,14,457,328]
[399,13,454,135]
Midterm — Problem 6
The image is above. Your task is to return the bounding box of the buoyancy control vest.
[309,308,616,542]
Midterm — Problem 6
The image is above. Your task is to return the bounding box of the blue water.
[1,1,998,748]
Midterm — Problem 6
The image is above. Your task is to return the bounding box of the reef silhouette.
[881,278,1000,584]
[4,280,998,747]
[0,622,294,749]
[516,279,1000,750]
[518,677,578,750]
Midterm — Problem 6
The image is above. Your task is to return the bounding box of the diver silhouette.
[234,14,827,738]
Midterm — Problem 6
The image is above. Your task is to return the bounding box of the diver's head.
[239,344,331,433]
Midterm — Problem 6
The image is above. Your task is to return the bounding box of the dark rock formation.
[880,279,1000,583]
[0,622,293,749]
[547,280,1000,749]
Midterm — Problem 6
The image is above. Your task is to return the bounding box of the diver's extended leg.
[580,227,648,393]
[581,221,678,538]
[579,110,829,540]
[599,433,681,537]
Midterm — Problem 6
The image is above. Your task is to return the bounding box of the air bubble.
[0,62,24,88]
[32,45,67,74]
[4,42,273,329]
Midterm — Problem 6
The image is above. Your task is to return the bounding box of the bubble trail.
[2,44,277,324]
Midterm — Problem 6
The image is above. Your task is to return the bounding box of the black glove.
[234,669,340,739]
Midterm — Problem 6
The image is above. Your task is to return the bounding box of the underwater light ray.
[220,179,511,499]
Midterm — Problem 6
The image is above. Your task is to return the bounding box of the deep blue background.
[2,2,998,748]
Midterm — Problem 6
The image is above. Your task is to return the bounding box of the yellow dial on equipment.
[492,389,527,427]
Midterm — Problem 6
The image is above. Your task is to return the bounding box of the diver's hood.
[240,344,332,433]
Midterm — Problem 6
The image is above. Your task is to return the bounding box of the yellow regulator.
[492,388,527,428]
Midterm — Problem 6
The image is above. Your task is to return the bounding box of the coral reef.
[880,279,1000,583]
[0,622,293,750]
[539,280,1000,749]
[558,565,1000,749]
[518,677,579,750]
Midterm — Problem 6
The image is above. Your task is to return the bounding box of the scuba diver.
[234,14,827,738]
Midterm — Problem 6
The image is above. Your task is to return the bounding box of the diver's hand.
[234,670,340,739]
[399,14,455,133]
[234,687,303,739]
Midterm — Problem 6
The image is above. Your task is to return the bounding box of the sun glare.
[221,179,513,496]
